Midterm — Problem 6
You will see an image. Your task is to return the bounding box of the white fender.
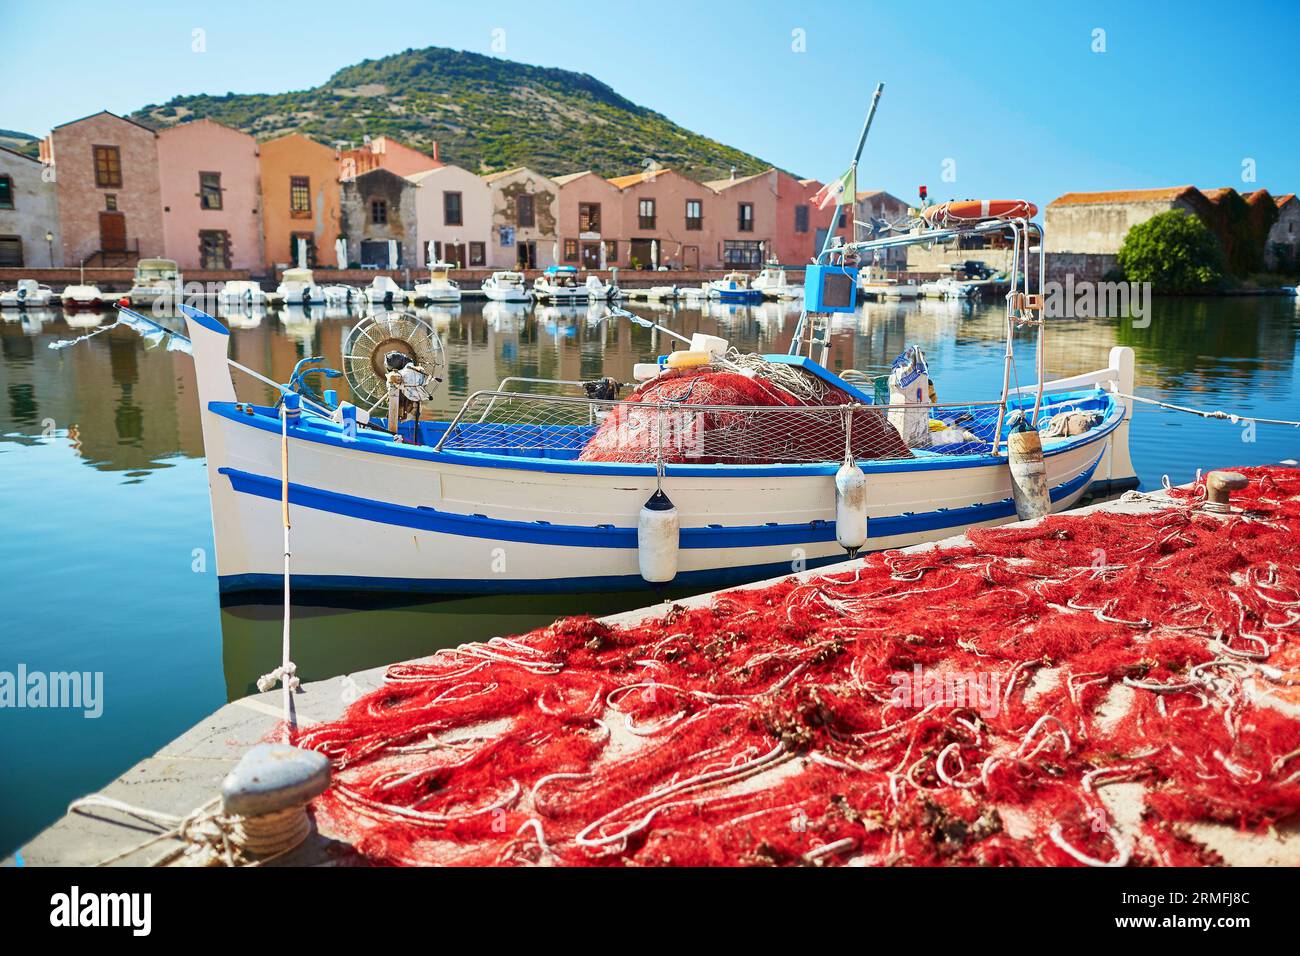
[637,489,680,583]
[835,462,868,553]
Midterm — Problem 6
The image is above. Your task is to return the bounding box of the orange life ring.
[922,199,1038,225]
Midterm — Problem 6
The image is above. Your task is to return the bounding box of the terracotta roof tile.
[1048,186,1201,207]
[607,167,671,189]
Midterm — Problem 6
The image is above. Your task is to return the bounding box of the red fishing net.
[576,365,912,464]
[300,466,1300,866]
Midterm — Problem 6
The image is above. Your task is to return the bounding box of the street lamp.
[45,231,54,266]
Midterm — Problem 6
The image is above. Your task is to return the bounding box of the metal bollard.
[1204,470,1248,514]
[220,744,330,861]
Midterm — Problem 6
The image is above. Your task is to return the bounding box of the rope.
[257,401,300,727]
[67,794,311,867]
[1116,391,1300,428]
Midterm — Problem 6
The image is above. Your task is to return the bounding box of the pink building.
[705,169,781,268]
[770,171,854,267]
[553,170,626,269]
[157,119,263,270]
[606,167,718,270]
[42,111,164,267]
[340,136,441,181]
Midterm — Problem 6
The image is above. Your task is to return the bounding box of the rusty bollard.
[1204,470,1249,514]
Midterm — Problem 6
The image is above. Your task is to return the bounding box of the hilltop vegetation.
[130,46,770,180]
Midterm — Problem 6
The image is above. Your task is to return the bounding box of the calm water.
[1,294,1298,855]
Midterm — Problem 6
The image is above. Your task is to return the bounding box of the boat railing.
[436,388,1018,464]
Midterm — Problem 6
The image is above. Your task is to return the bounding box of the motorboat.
[481,271,531,303]
[752,263,804,301]
[365,275,409,307]
[706,272,764,303]
[919,275,979,299]
[858,269,919,300]
[413,262,462,304]
[60,284,104,311]
[128,258,182,307]
[275,268,326,306]
[0,279,55,309]
[584,274,619,301]
[217,280,268,308]
[533,265,588,303]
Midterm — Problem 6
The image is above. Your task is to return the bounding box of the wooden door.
[99,212,126,252]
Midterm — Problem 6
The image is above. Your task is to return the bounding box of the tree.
[1117,210,1226,292]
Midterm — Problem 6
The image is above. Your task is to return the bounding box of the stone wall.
[0,148,60,266]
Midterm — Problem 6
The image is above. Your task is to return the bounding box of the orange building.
[259,133,342,269]
[339,136,441,181]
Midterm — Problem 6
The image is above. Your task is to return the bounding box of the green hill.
[130,46,770,181]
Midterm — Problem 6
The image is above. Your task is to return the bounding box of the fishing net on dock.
[299,466,1300,866]
[577,364,912,465]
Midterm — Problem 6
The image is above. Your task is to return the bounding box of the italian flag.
[813,166,856,210]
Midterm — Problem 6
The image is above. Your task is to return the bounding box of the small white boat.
[0,279,55,309]
[275,268,326,306]
[60,284,105,310]
[128,258,182,307]
[217,280,268,307]
[533,265,588,303]
[752,263,804,301]
[321,285,366,309]
[706,272,764,303]
[413,262,462,304]
[919,276,978,299]
[858,269,919,300]
[481,271,531,303]
[584,274,618,301]
[366,275,409,307]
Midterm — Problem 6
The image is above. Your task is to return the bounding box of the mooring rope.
[1116,391,1300,428]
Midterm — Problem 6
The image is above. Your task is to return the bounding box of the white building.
[406,164,492,268]
[0,145,61,267]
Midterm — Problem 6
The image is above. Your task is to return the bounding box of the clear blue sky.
[4,0,1298,205]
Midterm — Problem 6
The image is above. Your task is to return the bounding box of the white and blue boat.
[532,265,588,303]
[706,271,765,304]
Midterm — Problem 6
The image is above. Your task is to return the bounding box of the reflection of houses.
[407,165,491,268]
[483,167,558,269]
[157,120,263,270]
[554,170,624,269]
[0,145,61,267]
[339,136,440,180]
[42,111,164,267]
[340,168,418,268]
[259,133,342,269]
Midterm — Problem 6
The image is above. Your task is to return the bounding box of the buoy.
[689,333,729,359]
[633,362,661,382]
[666,349,710,369]
[835,461,868,554]
[637,489,680,583]
[1007,429,1050,520]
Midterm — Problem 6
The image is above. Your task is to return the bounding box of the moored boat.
[60,284,104,310]
[0,279,55,309]
[413,262,462,304]
[128,258,182,307]
[275,268,326,305]
[217,280,268,307]
[481,271,531,303]
[706,271,764,303]
[752,262,804,301]
[533,265,587,302]
[365,275,408,307]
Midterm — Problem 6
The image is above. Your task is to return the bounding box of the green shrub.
[1117,210,1226,293]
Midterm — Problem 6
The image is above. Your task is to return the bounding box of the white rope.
[1116,391,1300,428]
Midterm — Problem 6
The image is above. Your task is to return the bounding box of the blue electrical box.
[804,264,858,312]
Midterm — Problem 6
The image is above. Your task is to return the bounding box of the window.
[371,199,388,225]
[685,199,702,231]
[105,194,117,211]
[603,240,617,263]
[738,202,754,232]
[578,202,601,232]
[93,145,122,188]
[289,232,317,268]
[515,194,535,228]
[0,236,22,267]
[723,239,763,267]
[0,176,12,210]
[837,208,847,229]
[795,204,810,233]
[469,241,486,267]
[638,198,656,230]
[443,191,463,226]
[199,230,231,269]
[289,176,311,217]
[563,238,579,262]
[199,171,222,210]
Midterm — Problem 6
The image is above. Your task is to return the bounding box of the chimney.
[730,166,736,181]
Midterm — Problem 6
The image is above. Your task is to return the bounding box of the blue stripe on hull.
[214,455,1102,594]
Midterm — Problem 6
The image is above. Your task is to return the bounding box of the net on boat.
[297,466,1300,867]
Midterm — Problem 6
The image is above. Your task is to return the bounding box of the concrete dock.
[10,479,1300,867]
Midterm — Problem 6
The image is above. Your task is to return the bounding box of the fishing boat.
[217,280,268,307]
[365,275,408,307]
[128,258,182,307]
[275,268,326,306]
[752,262,804,301]
[413,262,462,304]
[533,265,588,302]
[481,271,531,303]
[0,279,55,309]
[137,88,1139,597]
[60,284,104,310]
[706,271,764,303]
